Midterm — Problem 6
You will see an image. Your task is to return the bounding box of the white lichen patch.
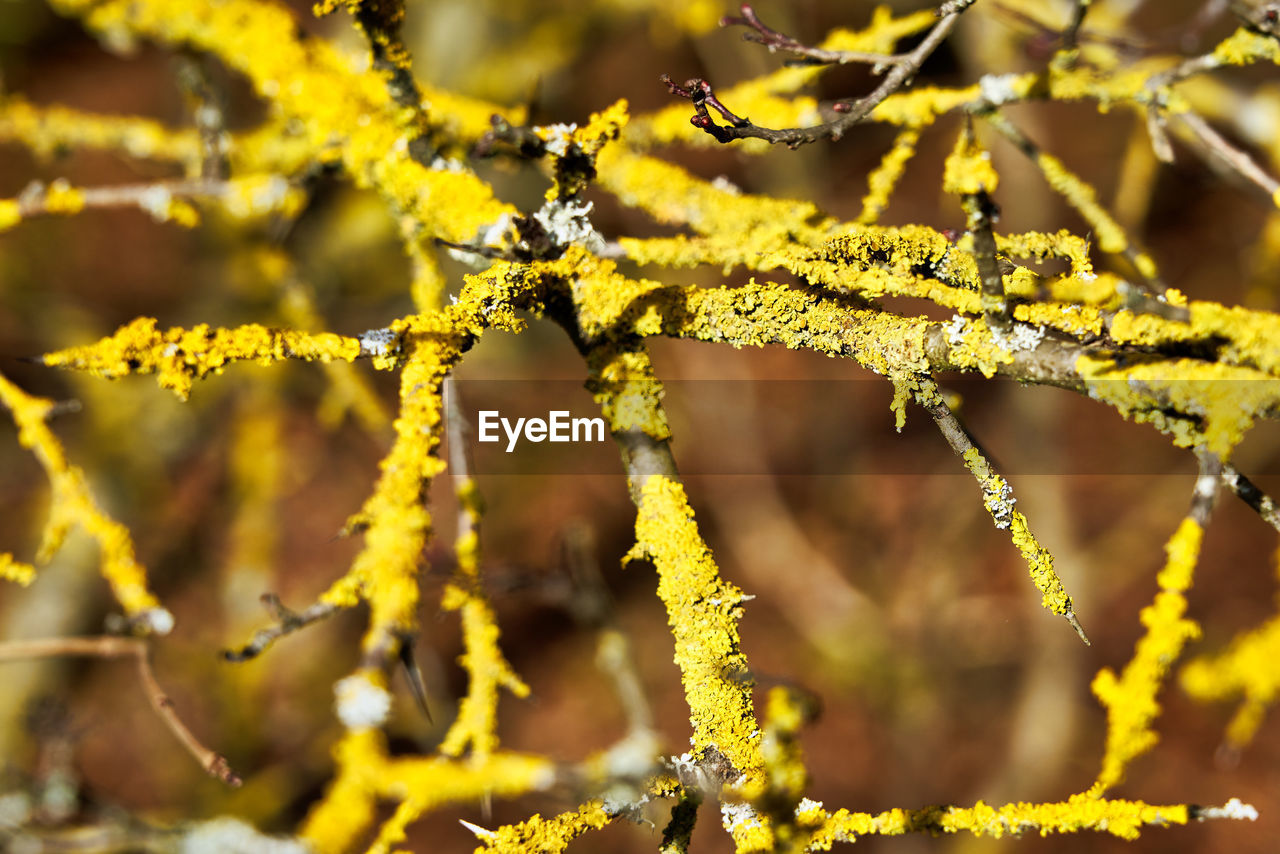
[711,175,742,196]
[1195,798,1258,821]
[140,607,175,635]
[533,198,606,255]
[795,797,826,823]
[138,185,174,222]
[982,476,1017,530]
[720,801,763,834]
[978,72,1028,107]
[429,156,468,174]
[359,327,398,358]
[334,673,391,729]
[540,123,578,157]
[994,321,1046,352]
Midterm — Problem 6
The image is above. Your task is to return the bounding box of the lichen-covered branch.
[0,371,168,629]
[1089,454,1222,795]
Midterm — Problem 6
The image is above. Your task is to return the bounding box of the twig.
[720,4,907,68]
[1221,464,1280,532]
[1142,49,1221,163]
[1236,1,1280,38]
[222,594,338,661]
[1181,0,1232,51]
[0,636,241,786]
[474,114,548,159]
[336,0,436,166]
[12,176,288,223]
[397,632,432,723]
[563,522,655,737]
[661,0,974,148]
[980,113,1166,291]
[174,52,230,181]
[1175,111,1280,204]
[1061,0,1091,52]
[964,187,1012,335]
[915,376,1090,644]
[659,792,702,854]
[1190,452,1224,526]
[990,3,1147,57]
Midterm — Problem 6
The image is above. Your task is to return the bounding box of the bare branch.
[12,176,291,224]
[1175,111,1280,204]
[720,4,907,68]
[1061,0,1091,52]
[661,1,974,148]
[0,636,242,786]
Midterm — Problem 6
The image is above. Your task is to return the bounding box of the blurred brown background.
[1,0,1279,851]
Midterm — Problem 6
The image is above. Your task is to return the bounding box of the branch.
[964,188,1012,335]
[720,4,909,68]
[222,594,339,661]
[1221,464,1280,532]
[661,0,974,148]
[0,636,241,786]
[3,175,301,230]
[1174,110,1280,204]
[980,112,1167,290]
[1061,0,1091,52]
[915,376,1089,644]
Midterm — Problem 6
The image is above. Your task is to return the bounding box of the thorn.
[399,639,433,723]
[1066,610,1091,646]
[459,819,496,841]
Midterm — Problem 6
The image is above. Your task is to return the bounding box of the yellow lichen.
[1091,518,1204,794]
[1182,611,1280,749]
[1036,152,1131,258]
[43,178,86,214]
[475,801,613,854]
[11,1,1278,849]
[301,727,558,854]
[0,370,163,620]
[959,449,1079,624]
[1211,27,1280,68]
[0,553,37,586]
[629,475,764,783]
[996,230,1094,279]
[858,127,921,224]
[806,793,1188,845]
[583,342,673,441]
[40,317,362,401]
[318,338,455,656]
[49,0,516,244]
[599,146,831,243]
[1181,547,1280,749]
[438,580,531,759]
[1077,354,1278,458]
[0,199,21,232]
[942,125,999,195]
